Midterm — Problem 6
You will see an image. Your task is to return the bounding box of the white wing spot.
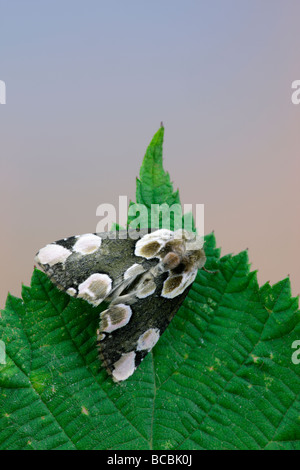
[66,287,76,297]
[97,332,106,341]
[78,273,112,306]
[137,328,160,352]
[123,263,145,280]
[162,270,197,298]
[100,304,132,333]
[112,351,136,382]
[135,229,174,259]
[73,233,102,255]
[36,244,72,267]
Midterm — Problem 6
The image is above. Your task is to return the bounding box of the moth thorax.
[162,239,185,256]
[162,252,181,271]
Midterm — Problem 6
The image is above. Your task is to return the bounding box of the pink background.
[0,0,299,307]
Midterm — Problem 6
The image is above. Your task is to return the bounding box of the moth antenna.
[202,267,219,274]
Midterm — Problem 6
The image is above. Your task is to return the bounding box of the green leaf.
[136,125,180,208]
[127,125,182,230]
[0,127,299,450]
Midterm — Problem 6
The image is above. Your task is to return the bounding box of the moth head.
[160,230,206,273]
[135,228,206,273]
[161,252,181,271]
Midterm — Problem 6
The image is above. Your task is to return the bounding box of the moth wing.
[97,271,193,382]
[35,230,156,306]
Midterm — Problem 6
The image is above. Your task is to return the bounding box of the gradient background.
[0,0,299,308]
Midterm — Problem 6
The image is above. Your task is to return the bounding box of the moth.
[35,229,207,382]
